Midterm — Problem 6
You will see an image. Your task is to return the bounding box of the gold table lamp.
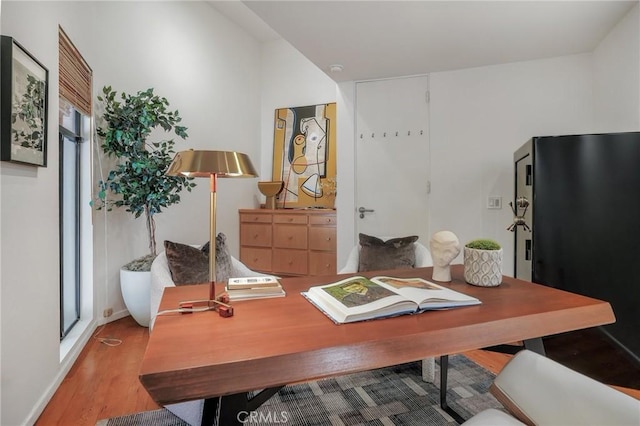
[167,150,258,300]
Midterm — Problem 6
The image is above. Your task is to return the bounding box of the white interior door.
[356,76,430,245]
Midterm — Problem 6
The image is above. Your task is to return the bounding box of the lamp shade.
[166,150,258,178]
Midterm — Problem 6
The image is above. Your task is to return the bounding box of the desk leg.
[201,393,248,426]
[439,338,545,424]
[439,355,466,424]
[200,387,284,426]
[524,337,546,356]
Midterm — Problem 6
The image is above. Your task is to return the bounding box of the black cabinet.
[514,132,640,360]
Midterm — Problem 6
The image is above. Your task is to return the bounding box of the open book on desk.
[302,275,481,324]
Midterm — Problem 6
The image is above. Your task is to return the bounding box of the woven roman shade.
[59,26,92,116]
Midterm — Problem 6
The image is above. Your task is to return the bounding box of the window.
[59,27,92,339]
[59,109,83,337]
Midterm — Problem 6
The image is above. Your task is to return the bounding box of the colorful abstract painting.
[272,103,336,209]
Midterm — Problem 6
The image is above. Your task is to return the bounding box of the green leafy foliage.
[93,86,196,259]
[465,239,501,250]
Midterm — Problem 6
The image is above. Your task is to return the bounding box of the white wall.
[90,1,262,321]
[259,39,337,184]
[0,2,262,424]
[335,81,357,265]
[335,6,638,275]
[429,54,596,275]
[0,0,4,422]
[593,3,640,132]
[335,56,596,274]
[1,3,75,425]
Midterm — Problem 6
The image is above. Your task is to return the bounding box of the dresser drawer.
[240,224,272,247]
[273,214,308,225]
[309,227,336,251]
[309,252,337,275]
[309,215,336,226]
[240,247,272,272]
[239,209,336,277]
[240,213,272,223]
[273,224,307,249]
[273,249,308,275]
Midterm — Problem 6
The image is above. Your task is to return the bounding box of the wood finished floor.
[35,316,640,426]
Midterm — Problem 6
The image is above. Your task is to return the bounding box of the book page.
[371,276,480,308]
[308,276,415,318]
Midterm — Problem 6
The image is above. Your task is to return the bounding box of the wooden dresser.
[239,209,337,276]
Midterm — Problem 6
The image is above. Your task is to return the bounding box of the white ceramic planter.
[464,247,503,287]
[120,268,151,327]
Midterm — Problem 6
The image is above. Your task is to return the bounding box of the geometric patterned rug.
[98,354,504,425]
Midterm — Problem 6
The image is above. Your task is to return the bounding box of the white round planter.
[120,268,151,327]
[464,247,503,287]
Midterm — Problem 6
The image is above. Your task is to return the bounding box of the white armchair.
[462,349,640,425]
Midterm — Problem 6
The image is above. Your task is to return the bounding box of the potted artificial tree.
[93,86,195,326]
[463,238,503,287]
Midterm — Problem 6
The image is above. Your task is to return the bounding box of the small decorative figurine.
[429,231,461,282]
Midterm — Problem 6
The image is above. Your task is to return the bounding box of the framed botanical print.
[1,36,49,167]
[272,102,336,209]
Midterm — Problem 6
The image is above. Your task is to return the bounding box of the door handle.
[358,206,375,218]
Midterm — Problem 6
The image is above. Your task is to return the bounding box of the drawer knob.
[288,236,293,240]
[326,237,331,241]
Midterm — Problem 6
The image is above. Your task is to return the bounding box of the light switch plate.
[487,196,502,209]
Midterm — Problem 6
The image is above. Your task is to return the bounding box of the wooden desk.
[140,265,614,423]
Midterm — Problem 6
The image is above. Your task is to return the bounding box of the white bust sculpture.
[429,231,461,282]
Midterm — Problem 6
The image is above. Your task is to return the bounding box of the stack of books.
[225,276,286,301]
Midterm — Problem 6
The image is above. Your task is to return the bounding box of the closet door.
[355,75,430,244]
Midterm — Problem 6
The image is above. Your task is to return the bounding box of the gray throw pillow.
[165,233,235,285]
[210,233,235,283]
[358,233,418,272]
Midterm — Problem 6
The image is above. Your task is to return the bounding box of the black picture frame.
[1,36,49,167]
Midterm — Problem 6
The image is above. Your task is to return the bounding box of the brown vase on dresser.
[239,209,336,276]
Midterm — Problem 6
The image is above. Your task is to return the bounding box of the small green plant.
[93,86,196,270]
[465,239,501,250]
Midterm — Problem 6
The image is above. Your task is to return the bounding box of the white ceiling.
[210,1,637,83]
